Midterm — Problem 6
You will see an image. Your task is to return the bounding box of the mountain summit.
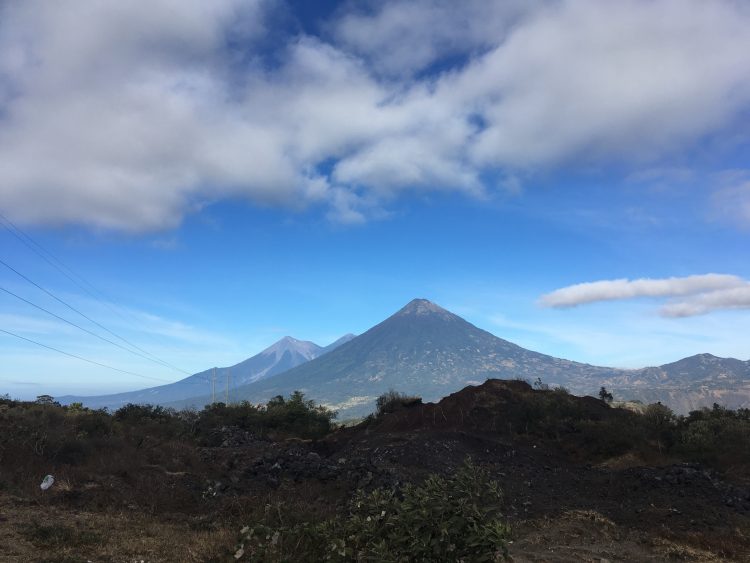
[177,298,621,416]
[260,336,322,363]
[60,334,354,410]
[395,298,452,317]
[67,299,750,416]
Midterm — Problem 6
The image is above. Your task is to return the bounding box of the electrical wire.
[0,256,193,376]
[0,284,202,374]
[0,213,193,375]
[0,327,171,383]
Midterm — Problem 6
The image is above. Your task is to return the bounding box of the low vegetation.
[374,389,423,416]
[0,391,336,496]
[1,382,749,560]
[234,459,509,562]
[197,391,337,443]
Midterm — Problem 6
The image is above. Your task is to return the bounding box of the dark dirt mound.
[360,379,615,434]
[301,379,750,560]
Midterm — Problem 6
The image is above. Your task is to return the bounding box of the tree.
[598,386,613,403]
[643,402,675,453]
[35,394,59,406]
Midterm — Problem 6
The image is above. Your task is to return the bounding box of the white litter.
[40,475,55,491]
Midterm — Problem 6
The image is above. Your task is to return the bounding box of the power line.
[0,256,193,376]
[0,213,193,375]
[0,284,213,386]
[0,212,111,308]
[0,284,199,372]
[0,327,170,383]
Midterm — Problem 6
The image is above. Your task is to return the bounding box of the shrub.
[114,403,190,443]
[674,404,750,469]
[234,459,510,562]
[641,402,676,452]
[196,391,336,442]
[375,389,422,416]
[114,403,177,423]
[598,387,613,403]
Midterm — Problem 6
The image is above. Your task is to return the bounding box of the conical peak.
[269,336,301,350]
[396,298,450,316]
[262,336,320,358]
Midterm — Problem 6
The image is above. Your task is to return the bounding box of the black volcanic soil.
[193,380,750,560]
[316,380,750,561]
[2,380,749,561]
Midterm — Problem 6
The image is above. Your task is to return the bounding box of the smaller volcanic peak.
[261,336,321,361]
[321,333,357,354]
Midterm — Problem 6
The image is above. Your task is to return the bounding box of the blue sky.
[1,0,750,398]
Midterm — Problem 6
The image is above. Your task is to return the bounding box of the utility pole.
[225,368,230,404]
[211,367,216,404]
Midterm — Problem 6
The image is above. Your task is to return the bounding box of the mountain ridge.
[169,299,750,417]
[168,298,624,415]
[63,299,749,416]
[59,333,356,410]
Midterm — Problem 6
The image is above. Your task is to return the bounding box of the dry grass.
[509,510,730,562]
[0,493,235,563]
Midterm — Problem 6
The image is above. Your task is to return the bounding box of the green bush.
[375,389,422,417]
[196,391,336,442]
[673,404,750,468]
[114,403,190,443]
[234,459,510,562]
[114,403,178,423]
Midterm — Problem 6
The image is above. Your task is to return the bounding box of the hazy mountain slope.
[602,353,750,412]
[171,299,750,417]
[59,335,354,410]
[320,333,356,354]
[169,299,624,416]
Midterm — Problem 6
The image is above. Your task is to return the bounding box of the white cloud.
[660,286,750,317]
[540,274,750,317]
[1,0,749,231]
[332,0,537,76]
[452,0,750,168]
[540,274,745,307]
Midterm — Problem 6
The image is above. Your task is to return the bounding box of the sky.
[1,0,749,399]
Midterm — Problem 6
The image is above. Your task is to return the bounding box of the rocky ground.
[2,380,749,561]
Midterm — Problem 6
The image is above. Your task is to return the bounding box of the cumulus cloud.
[1,0,750,231]
[332,0,537,77]
[540,274,750,317]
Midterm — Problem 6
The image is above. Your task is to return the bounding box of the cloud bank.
[540,274,750,317]
[1,0,750,231]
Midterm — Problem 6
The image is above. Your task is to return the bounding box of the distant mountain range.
[62,299,750,417]
[603,353,750,414]
[59,333,355,410]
